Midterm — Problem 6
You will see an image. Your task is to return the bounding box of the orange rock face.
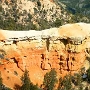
[0,42,86,89]
[0,23,90,89]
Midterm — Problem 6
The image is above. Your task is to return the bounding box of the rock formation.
[0,23,90,89]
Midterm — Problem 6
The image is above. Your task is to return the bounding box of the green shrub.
[14,71,18,76]
[53,18,62,27]
[0,54,4,59]
[37,1,41,6]
[0,5,2,12]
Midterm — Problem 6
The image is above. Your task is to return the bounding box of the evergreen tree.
[0,72,12,90]
[20,69,41,90]
[43,69,57,90]
[30,84,42,90]
[21,69,31,90]
[0,72,3,89]
[59,75,72,90]
[86,67,90,83]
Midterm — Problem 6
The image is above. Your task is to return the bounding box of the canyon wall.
[0,23,90,89]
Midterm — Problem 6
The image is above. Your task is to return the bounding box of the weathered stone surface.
[0,23,90,89]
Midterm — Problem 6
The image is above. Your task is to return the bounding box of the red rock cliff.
[0,23,90,89]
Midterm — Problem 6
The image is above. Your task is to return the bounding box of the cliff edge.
[0,23,90,89]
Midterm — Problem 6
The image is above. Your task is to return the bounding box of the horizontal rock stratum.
[0,23,90,40]
[0,23,90,89]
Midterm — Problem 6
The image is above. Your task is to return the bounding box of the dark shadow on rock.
[14,84,21,90]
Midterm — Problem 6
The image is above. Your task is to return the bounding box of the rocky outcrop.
[0,23,90,89]
[0,0,71,30]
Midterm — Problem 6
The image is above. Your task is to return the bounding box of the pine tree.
[20,69,41,90]
[21,69,31,90]
[0,72,3,89]
[43,69,57,90]
[58,74,75,90]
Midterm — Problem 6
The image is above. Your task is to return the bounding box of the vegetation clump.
[21,69,41,90]
[43,69,57,90]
